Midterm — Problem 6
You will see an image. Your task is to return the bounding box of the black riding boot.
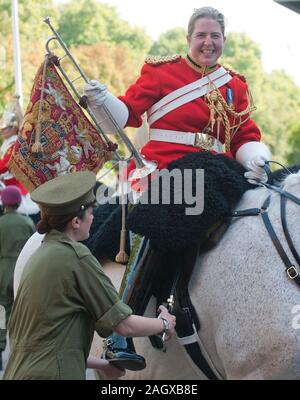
[102,336,146,371]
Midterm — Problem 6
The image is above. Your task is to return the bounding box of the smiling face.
[187,17,225,67]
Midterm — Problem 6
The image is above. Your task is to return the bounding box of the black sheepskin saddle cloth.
[126,152,252,253]
[85,152,252,259]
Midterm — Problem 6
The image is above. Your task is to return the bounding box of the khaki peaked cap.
[31,171,96,215]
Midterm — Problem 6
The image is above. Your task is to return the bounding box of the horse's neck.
[282,172,300,197]
[234,186,271,211]
[236,173,300,212]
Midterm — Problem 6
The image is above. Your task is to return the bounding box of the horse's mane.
[270,164,300,184]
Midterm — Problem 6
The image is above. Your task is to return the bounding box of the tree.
[0,0,149,115]
[1,1,300,164]
[286,124,300,165]
[68,42,143,95]
[255,71,300,162]
[57,0,152,54]
[149,28,187,56]
[0,0,58,112]
[221,33,300,163]
[221,32,264,96]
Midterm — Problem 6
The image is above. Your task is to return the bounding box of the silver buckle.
[287,266,298,280]
[194,132,215,151]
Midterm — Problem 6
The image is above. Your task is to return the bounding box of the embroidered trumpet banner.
[9,60,110,192]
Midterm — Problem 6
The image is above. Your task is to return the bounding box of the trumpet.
[43,17,157,180]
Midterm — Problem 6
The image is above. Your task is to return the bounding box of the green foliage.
[18,0,58,43]
[220,32,300,163]
[254,71,300,163]
[221,32,264,91]
[0,0,151,114]
[0,1,18,109]
[0,0,58,112]
[68,42,144,95]
[0,1,300,164]
[149,28,187,56]
[286,124,300,165]
[57,0,152,54]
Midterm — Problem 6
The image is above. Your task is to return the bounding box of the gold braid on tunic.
[185,56,256,152]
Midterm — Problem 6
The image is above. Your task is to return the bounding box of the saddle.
[125,219,231,380]
[126,152,251,254]
[126,218,231,309]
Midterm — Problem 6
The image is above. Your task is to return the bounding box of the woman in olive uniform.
[3,171,175,380]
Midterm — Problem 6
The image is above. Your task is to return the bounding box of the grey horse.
[94,171,300,380]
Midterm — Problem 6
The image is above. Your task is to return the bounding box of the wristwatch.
[160,317,170,334]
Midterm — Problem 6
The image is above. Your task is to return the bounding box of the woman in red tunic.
[83,6,272,369]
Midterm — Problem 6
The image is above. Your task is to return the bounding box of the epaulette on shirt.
[145,54,181,66]
[224,66,247,82]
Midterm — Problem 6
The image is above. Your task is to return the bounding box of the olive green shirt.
[3,230,132,380]
[0,210,36,313]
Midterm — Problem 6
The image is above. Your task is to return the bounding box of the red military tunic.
[0,135,27,195]
[119,56,261,172]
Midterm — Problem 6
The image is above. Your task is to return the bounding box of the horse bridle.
[260,183,300,288]
[233,164,300,288]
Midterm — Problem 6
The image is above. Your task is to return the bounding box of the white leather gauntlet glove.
[235,142,271,185]
[244,156,268,184]
[83,80,108,106]
[83,80,129,133]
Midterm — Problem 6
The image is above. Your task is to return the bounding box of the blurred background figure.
[0,98,39,223]
[0,181,6,216]
[0,185,36,370]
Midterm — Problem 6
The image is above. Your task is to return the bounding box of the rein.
[261,194,300,286]
[233,163,300,288]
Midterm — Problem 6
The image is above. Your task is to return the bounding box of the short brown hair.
[187,7,226,37]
